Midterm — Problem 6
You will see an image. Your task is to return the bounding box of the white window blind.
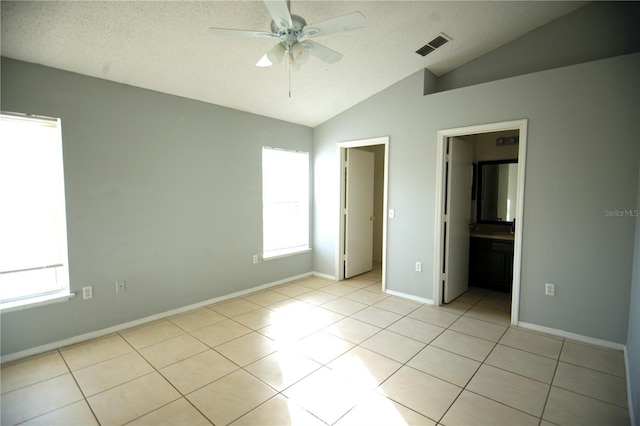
[0,113,70,307]
[262,147,309,259]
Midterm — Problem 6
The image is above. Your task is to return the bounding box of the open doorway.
[434,120,527,325]
[336,137,389,291]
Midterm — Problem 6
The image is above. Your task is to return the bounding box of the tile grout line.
[121,313,245,425]
[434,292,504,424]
[323,284,419,425]
[226,280,372,425]
[334,286,491,424]
[538,338,565,426]
[433,316,555,424]
[233,278,404,425]
[0,283,505,425]
[55,348,102,426]
[4,279,628,426]
[89,334,178,424]
[164,282,604,425]
[76,325,211,424]
[247,284,509,424]
[545,360,631,409]
[379,290,545,424]
[139,282,346,424]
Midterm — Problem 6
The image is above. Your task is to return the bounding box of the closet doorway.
[336,137,389,291]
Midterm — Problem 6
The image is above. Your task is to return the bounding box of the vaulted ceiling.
[1,1,585,127]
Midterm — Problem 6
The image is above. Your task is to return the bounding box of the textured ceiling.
[1,1,585,127]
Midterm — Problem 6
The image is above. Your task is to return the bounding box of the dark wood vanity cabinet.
[468,237,514,292]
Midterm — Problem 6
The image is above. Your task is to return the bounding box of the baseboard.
[385,289,434,305]
[1,272,313,364]
[624,346,637,426]
[312,271,336,281]
[517,321,625,351]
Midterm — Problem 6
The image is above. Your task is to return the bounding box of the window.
[0,113,71,310]
[262,147,310,259]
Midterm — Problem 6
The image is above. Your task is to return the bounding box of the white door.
[345,148,375,278]
[443,138,474,303]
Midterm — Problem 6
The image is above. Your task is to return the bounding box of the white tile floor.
[1,265,631,425]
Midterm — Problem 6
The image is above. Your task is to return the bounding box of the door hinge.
[442,272,447,282]
[445,154,451,162]
[443,214,448,223]
[344,208,348,215]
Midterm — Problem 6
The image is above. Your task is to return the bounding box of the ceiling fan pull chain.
[288,52,292,98]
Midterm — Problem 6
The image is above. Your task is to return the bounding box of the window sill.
[263,247,312,261]
[0,292,76,314]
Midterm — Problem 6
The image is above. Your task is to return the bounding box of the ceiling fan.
[208,0,366,70]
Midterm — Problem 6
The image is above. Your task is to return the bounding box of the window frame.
[261,146,311,260]
[0,112,73,312]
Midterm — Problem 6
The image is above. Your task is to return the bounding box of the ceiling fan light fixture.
[290,58,302,71]
[290,42,309,64]
[269,43,286,63]
[256,54,273,67]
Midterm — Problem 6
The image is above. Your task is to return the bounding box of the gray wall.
[313,0,640,346]
[313,52,640,344]
[627,151,640,425]
[0,58,313,356]
[432,1,640,93]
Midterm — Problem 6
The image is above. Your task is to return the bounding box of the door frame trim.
[433,120,528,325]
[336,136,389,291]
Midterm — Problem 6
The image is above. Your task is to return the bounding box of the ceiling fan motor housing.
[271,14,307,49]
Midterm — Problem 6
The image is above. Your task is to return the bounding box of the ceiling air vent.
[415,33,451,57]
[415,44,435,57]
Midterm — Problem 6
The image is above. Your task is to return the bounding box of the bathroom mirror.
[477,159,518,223]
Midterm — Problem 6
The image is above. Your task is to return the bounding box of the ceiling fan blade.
[208,28,276,39]
[300,40,343,64]
[302,12,366,38]
[264,0,293,29]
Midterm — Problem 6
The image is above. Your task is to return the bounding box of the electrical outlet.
[415,261,422,272]
[252,254,259,264]
[82,286,93,300]
[545,283,555,296]
[116,280,126,294]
